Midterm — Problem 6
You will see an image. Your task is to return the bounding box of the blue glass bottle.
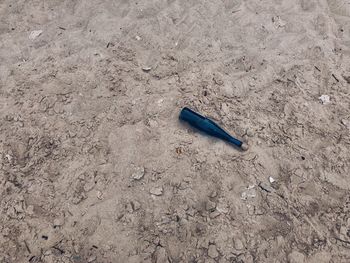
[179,107,248,150]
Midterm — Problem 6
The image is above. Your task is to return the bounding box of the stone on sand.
[208,244,219,258]
[150,187,163,196]
[131,167,145,180]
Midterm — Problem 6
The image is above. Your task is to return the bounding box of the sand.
[1,0,350,262]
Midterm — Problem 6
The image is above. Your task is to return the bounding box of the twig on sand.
[334,236,350,245]
[332,74,339,82]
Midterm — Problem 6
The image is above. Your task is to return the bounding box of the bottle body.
[179,107,243,148]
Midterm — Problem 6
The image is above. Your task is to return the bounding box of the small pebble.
[142,67,152,72]
[341,119,350,129]
[245,253,254,263]
[131,167,145,180]
[241,185,256,200]
[29,30,43,40]
[209,211,221,219]
[132,200,141,211]
[233,238,244,250]
[247,204,255,215]
[208,244,219,258]
[87,255,97,262]
[150,187,163,196]
[216,202,229,214]
[269,176,275,183]
[148,119,158,128]
[276,235,285,246]
[5,154,12,162]
[246,129,254,137]
[210,191,217,198]
[205,200,216,212]
[319,94,330,105]
[26,205,34,215]
[126,203,134,213]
